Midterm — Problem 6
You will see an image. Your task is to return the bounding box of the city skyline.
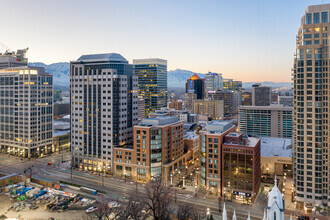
[0,0,318,82]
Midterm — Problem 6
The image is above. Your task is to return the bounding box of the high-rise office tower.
[0,67,53,158]
[252,83,271,106]
[133,59,167,118]
[185,74,205,100]
[293,4,330,209]
[211,90,241,117]
[0,48,29,69]
[222,79,242,92]
[205,72,223,94]
[70,53,138,172]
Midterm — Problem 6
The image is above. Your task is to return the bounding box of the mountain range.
[29,62,292,89]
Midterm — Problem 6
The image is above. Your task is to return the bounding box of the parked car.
[86,207,98,213]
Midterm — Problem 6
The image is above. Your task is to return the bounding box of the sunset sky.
[0,0,320,82]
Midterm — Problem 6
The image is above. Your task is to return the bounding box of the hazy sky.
[0,0,322,82]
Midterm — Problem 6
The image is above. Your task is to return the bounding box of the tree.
[142,178,174,220]
[85,196,122,220]
[177,203,195,220]
[116,191,147,220]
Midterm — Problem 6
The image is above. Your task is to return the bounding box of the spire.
[222,202,227,220]
[274,174,277,186]
[232,209,236,220]
[263,209,266,220]
[247,212,250,220]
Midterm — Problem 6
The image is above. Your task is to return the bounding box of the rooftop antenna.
[0,42,12,54]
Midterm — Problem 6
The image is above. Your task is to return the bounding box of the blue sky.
[0,0,324,82]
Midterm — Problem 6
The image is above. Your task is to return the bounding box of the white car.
[86,207,98,213]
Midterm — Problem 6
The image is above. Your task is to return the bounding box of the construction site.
[0,173,97,220]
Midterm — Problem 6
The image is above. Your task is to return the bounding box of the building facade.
[222,132,261,203]
[252,84,272,106]
[168,100,183,110]
[211,90,241,117]
[278,96,293,107]
[193,100,224,120]
[133,59,167,117]
[239,105,293,138]
[114,116,195,183]
[205,72,223,94]
[199,121,236,195]
[0,67,53,158]
[185,74,205,100]
[70,53,138,172]
[293,4,330,209]
[222,79,242,92]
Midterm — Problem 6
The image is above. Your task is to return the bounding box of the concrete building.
[113,116,198,183]
[293,4,330,209]
[0,48,28,69]
[133,59,167,117]
[252,84,272,106]
[184,92,197,111]
[205,72,223,94]
[168,100,183,110]
[278,96,293,107]
[54,90,63,103]
[186,74,205,100]
[238,105,293,138]
[149,108,190,122]
[54,103,70,116]
[193,100,224,120]
[138,97,145,120]
[199,120,236,195]
[70,53,138,172]
[211,90,241,117]
[242,91,252,106]
[260,137,292,177]
[0,67,53,158]
[222,132,261,203]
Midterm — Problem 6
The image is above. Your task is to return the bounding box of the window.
[314,12,320,24]
[322,12,328,23]
[314,33,319,38]
[304,40,312,45]
[304,34,312,39]
[306,13,312,24]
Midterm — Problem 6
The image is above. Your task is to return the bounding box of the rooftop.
[133,58,167,66]
[189,74,202,80]
[184,131,199,140]
[203,120,234,134]
[260,137,292,158]
[76,53,128,63]
[239,104,293,111]
[140,116,179,126]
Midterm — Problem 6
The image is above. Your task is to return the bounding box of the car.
[86,207,98,213]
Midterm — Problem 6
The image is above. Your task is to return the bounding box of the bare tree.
[116,191,147,220]
[85,196,122,220]
[177,203,195,220]
[142,178,174,220]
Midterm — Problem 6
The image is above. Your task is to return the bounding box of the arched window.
[274,211,276,220]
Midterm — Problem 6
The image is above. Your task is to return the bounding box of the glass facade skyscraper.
[293,4,330,210]
[133,59,167,118]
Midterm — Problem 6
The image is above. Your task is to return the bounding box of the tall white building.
[0,67,53,158]
[70,53,138,172]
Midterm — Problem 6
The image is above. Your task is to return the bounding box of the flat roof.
[260,137,292,158]
[140,116,179,126]
[184,131,199,139]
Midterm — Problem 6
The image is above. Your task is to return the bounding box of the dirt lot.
[0,194,85,220]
